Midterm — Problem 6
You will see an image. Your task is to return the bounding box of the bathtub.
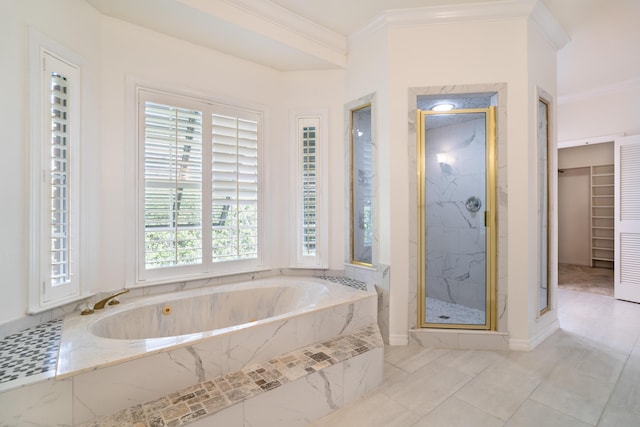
[56,275,378,423]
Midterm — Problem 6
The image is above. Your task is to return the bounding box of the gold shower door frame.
[417,107,497,330]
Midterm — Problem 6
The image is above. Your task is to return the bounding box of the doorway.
[557,143,615,297]
[416,100,497,330]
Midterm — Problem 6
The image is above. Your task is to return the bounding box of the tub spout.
[93,289,130,310]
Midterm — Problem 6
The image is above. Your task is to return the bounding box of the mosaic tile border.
[82,325,382,427]
[0,318,62,384]
[317,275,368,291]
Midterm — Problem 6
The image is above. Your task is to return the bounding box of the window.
[29,48,81,310]
[291,111,328,268]
[350,104,373,266]
[138,89,262,283]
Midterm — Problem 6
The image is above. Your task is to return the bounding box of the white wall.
[557,0,640,142]
[526,15,561,346]
[0,0,102,327]
[558,142,614,169]
[557,167,590,265]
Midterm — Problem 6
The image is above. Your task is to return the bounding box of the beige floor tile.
[383,361,409,384]
[412,396,504,427]
[384,345,451,373]
[529,364,614,425]
[438,349,505,376]
[504,399,594,427]
[596,402,640,427]
[308,391,421,427]
[454,360,542,421]
[381,361,472,416]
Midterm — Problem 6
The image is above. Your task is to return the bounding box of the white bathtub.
[56,275,378,423]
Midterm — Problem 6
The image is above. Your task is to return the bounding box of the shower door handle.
[484,211,487,227]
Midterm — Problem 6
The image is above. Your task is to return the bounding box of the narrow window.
[301,119,318,256]
[291,112,327,268]
[350,104,373,266]
[30,50,81,309]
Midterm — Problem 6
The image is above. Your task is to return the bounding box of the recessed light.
[431,103,455,112]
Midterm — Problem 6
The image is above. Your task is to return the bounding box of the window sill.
[27,292,96,315]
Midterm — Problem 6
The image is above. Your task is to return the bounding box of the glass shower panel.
[423,111,488,326]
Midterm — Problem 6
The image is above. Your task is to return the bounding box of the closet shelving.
[590,164,614,268]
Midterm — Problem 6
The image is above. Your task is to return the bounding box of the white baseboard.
[509,318,559,351]
[389,334,408,346]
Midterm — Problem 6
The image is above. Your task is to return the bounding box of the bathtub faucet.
[93,289,130,310]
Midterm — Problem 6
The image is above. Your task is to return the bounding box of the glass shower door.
[417,107,496,329]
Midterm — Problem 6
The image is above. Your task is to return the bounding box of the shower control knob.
[465,196,482,213]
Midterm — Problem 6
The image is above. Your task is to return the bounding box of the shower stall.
[417,94,497,330]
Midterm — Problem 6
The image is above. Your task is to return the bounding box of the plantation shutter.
[38,50,81,306]
[143,101,203,269]
[300,120,318,256]
[49,72,71,286]
[211,112,259,262]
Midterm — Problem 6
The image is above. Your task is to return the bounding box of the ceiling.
[85,0,608,71]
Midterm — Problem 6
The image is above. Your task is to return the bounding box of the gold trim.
[417,107,497,330]
[539,97,551,316]
[349,103,373,267]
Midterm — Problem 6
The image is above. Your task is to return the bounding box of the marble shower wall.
[424,117,487,311]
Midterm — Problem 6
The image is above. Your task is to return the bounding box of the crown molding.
[529,1,570,49]
[559,78,640,105]
[351,0,568,50]
[221,0,346,55]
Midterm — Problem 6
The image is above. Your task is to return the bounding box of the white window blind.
[211,114,259,262]
[291,113,327,268]
[301,123,317,256]
[31,49,81,309]
[50,71,70,286]
[139,89,262,282]
[143,102,203,269]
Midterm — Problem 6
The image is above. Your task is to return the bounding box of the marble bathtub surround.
[81,325,383,427]
[0,275,379,426]
[315,275,368,291]
[57,276,375,379]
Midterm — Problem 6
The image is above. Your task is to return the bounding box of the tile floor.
[309,288,640,427]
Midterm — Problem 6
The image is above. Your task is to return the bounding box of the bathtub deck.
[0,319,61,388]
[0,275,379,426]
[80,324,383,427]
